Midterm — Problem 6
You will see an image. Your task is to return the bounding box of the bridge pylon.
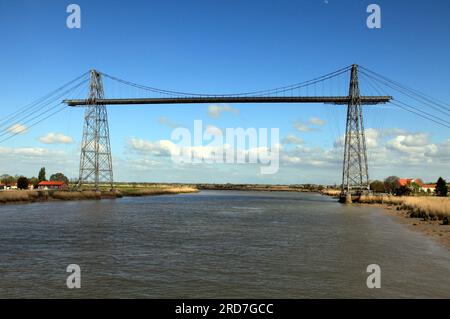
[340,64,370,202]
[77,70,114,190]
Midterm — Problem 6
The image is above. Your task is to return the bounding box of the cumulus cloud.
[385,133,432,154]
[126,127,450,183]
[293,117,326,132]
[281,128,450,177]
[128,138,179,157]
[281,135,304,145]
[207,104,239,119]
[365,128,381,148]
[7,123,28,135]
[293,122,317,132]
[39,132,73,144]
[0,146,64,157]
[309,117,326,126]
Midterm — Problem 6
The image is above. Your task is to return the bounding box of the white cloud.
[293,121,316,132]
[365,128,380,148]
[0,146,64,157]
[7,123,28,134]
[293,117,326,132]
[39,132,73,144]
[128,138,180,157]
[385,133,432,155]
[207,104,239,119]
[309,117,326,126]
[119,127,450,184]
[281,135,304,145]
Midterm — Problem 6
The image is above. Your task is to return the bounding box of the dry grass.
[0,190,39,203]
[121,186,198,197]
[359,195,450,220]
[0,189,123,203]
[321,189,341,197]
[0,186,197,204]
[51,191,101,200]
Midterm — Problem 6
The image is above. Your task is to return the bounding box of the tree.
[384,176,400,194]
[370,180,385,193]
[395,185,411,196]
[17,176,29,190]
[38,167,46,182]
[29,177,39,189]
[1,174,15,186]
[410,181,421,194]
[436,177,448,197]
[50,172,69,184]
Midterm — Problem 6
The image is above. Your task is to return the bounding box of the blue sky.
[0,0,449,184]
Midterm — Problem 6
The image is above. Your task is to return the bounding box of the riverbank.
[0,185,198,205]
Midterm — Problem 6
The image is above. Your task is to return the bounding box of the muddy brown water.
[0,191,449,298]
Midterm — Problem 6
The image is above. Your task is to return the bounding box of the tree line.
[370,176,448,197]
[1,167,69,190]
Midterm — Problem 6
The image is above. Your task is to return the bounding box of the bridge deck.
[64,96,392,106]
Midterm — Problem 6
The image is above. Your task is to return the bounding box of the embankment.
[358,195,450,220]
[0,190,119,204]
[196,184,318,192]
[119,186,198,197]
[0,186,198,205]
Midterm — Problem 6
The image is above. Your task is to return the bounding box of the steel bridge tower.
[77,70,114,190]
[341,64,369,201]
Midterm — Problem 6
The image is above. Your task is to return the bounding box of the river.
[0,190,449,298]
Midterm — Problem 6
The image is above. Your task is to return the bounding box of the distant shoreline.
[0,183,326,205]
[195,184,322,192]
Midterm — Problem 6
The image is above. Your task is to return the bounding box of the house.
[398,178,423,187]
[421,184,436,194]
[4,183,17,190]
[38,181,68,190]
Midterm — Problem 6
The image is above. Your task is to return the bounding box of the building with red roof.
[421,183,436,194]
[37,181,68,190]
[398,178,423,187]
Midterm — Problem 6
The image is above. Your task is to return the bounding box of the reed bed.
[51,191,101,200]
[359,195,450,220]
[0,186,196,204]
[320,189,341,197]
[0,190,39,203]
[0,189,124,204]
[120,186,198,197]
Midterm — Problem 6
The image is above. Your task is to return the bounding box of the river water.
[0,190,449,298]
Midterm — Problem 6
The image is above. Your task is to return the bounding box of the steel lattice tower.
[77,70,114,189]
[341,65,369,197]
